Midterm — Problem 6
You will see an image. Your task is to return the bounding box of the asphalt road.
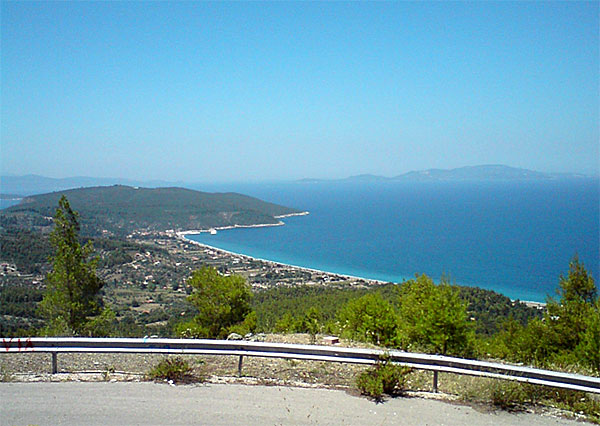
[0,382,583,425]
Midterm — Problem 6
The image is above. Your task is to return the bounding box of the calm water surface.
[188,179,599,303]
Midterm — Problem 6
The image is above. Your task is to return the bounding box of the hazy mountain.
[305,165,590,183]
[0,174,182,197]
[393,165,555,181]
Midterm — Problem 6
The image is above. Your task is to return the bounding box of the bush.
[40,316,75,337]
[146,357,194,383]
[337,293,399,347]
[489,380,527,410]
[228,311,257,336]
[356,360,411,401]
[183,267,253,339]
[82,307,117,337]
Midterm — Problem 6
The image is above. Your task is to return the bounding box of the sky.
[1,1,598,182]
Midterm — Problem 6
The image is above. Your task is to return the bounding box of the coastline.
[177,211,310,235]
[274,211,310,219]
[177,232,546,307]
[178,233,387,285]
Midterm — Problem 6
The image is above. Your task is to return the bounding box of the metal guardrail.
[2,337,599,394]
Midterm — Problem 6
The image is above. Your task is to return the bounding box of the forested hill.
[1,185,301,236]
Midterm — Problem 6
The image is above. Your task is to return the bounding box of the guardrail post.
[51,352,58,374]
[238,355,243,377]
[6,338,599,394]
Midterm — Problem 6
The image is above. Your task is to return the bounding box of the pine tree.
[544,256,597,356]
[38,196,104,335]
[397,274,472,355]
[178,266,253,339]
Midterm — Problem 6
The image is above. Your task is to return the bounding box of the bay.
[188,179,599,303]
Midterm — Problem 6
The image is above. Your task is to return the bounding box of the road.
[0,382,582,425]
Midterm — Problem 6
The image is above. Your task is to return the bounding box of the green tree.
[178,266,253,338]
[337,293,399,347]
[274,313,297,333]
[488,258,598,369]
[38,196,104,335]
[301,307,322,343]
[397,275,472,355]
[576,299,600,373]
[544,257,597,352]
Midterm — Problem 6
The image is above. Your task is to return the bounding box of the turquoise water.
[188,179,599,303]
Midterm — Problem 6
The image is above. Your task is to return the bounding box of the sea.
[187,179,599,303]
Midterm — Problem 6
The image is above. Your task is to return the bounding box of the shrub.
[228,311,257,336]
[337,293,399,347]
[302,307,322,343]
[82,307,116,337]
[183,267,253,339]
[356,360,411,401]
[489,380,527,410]
[146,357,194,383]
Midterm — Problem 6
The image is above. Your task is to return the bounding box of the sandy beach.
[178,232,387,286]
[176,231,547,308]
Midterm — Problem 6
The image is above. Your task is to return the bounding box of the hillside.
[1,185,302,236]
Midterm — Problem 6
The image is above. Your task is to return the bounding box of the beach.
[177,231,546,307]
[177,231,386,288]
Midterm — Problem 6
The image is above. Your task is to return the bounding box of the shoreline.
[176,211,310,235]
[177,233,546,307]
[178,233,388,285]
[274,211,310,219]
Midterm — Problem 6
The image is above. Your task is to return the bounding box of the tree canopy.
[337,293,399,347]
[489,257,599,374]
[543,256,598,366]
[178,266,253,339]
[397,275,472,356]
[38,196,105,335]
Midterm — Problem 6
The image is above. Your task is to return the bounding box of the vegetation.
[37,196,108,336]
[484,257,599,374]
[176,266,254,339]
[0,228,52,274]
[356,358,411,401]
[146,357,195,383]
[2,194,598,420]
[397,275,473,356]
[2,185,300,236]
[337,293,398,346]
[455,378,600,423]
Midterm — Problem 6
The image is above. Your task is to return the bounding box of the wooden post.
[238,355,243,377]
[433,370,438,393]
[51,352,58,374]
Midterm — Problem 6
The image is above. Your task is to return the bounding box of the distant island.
[0,174,183,197]
[300,165,592,183]
[1,185,304,237]
[2,166,594,198]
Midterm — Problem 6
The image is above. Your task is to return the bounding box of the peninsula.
[2,185,303,237]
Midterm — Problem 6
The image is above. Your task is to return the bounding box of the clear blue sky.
[1,1,598,181]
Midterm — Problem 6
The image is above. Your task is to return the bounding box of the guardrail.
[2,337,599,394]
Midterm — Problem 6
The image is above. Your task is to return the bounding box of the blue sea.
[187,179,599,303]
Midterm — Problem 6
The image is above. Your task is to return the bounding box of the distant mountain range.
[300,165,592,183]
[1,185,301,236]
[0,174,182,197]
[0,165,594,197]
